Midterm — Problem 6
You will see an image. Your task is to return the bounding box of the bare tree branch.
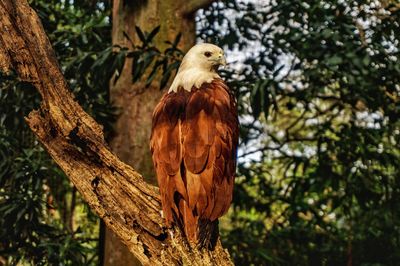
[0,1,233,265]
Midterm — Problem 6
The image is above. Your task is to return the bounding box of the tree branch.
[180,0,215,16]
[0,1,233,265]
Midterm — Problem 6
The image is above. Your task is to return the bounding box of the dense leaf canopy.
[199,1,400,264]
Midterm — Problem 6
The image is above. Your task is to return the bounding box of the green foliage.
[128,27,183,88]
[0,0,116,264]
[0,79,99,265]
[200,0,400,265]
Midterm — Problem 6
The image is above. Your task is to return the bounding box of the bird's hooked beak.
[217,52,227,66]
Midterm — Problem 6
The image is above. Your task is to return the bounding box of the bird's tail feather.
[179,199,198,243]
[175,199,219,249]
[198,218,219,250]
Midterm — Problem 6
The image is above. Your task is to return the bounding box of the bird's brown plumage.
[150,79,238,247]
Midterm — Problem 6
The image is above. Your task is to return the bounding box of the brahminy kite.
[150,43,239,248]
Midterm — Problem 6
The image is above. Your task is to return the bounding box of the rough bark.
[105,0,213,263]
[0,1,233,265]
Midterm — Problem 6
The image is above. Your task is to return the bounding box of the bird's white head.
[168,43,226,93]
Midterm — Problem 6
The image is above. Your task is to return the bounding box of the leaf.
[251,81,262,118]
[146,25,160,43]
[111,49,127,83]
[91,47,112,71]
[160,72,171,90]
[172,33,182,48]
[160,61,180,89]
[123,31,135,46]
[362,55,371,66]
[145,60,163,87]
[132,60,144,82]
[135,26,146,44]
[141,50,157,74]
[272,64,284,78]
[260,79,270,118]
[16,206,27,222]
[327,55,343,66]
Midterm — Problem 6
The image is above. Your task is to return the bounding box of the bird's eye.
[204,51,212,57]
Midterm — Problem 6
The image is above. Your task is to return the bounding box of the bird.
[150,43,239,249]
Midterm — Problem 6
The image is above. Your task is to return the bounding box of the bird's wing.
[182,79,239,221]
[150,91,188,226]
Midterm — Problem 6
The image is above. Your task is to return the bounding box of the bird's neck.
[168,67,220,93]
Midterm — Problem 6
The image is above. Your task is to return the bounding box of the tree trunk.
[104,0,213,264]
[0,0,233,265]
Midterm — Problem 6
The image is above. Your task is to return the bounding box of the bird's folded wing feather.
[151,79,238,226]
[183,80,238,221]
